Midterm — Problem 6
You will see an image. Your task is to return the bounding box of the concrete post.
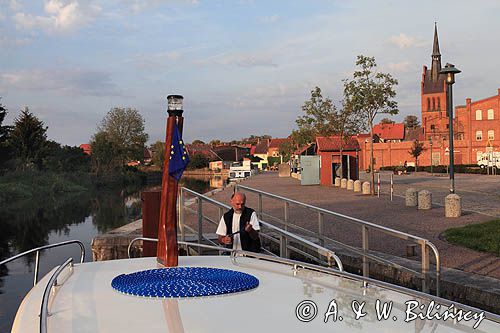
[445,194,462,217]
[341,178,347,188]
[362,182,371,195]
[353,180,362,192]
[334,177,341,187]
[405,188,418,207]
[347,179,354,190]
[418,190,432,210]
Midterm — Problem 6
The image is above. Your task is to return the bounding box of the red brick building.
[364,25,500,171]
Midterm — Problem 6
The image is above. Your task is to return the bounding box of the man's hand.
[244,222,254,233]
[220,235,233,245]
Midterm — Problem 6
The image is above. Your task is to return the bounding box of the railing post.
[179,188,185,242]
[421,240,430,293]
[34,250,40,286]
[362,226,369,277]
[257,193,263,219]
[377,172,380,198]
[279,234,287,258]
[318,213,324,247]
[390,173,394,201]
[197,198,203,245]
[283,201,289,258]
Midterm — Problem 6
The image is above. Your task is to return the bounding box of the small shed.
[316,136,360,186]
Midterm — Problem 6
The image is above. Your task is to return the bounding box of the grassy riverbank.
[443,219,500,256]
[0,168,148,204]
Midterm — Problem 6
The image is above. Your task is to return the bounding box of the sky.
[1,0,499,146]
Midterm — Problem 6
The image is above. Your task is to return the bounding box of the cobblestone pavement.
[201,172,499,279]
[360,171,500,218]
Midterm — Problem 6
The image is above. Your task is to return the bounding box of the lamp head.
[167,95,184,116]
[440,63,461,85]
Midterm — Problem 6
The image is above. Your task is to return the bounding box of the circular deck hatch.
[111,267,259,298]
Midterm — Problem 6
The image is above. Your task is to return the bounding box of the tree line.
[0,100,149,183]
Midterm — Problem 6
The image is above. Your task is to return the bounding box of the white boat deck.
[12,256,498,333]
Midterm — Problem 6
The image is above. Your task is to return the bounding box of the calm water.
[0,175,224,333]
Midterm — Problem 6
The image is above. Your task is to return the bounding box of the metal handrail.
[39,257,74,333]
[235,184,441,291]
[125,238,500,324]
[179,187,343,270]
[127,236,342,271]
[0,240,85,286]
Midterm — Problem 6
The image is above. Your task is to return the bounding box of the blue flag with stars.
[169,124,189,181]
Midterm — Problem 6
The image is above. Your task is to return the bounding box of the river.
[0,175,227,333]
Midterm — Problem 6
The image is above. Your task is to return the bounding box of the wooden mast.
[157,95,184,267]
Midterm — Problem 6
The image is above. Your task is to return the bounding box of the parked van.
[477,153,500,169]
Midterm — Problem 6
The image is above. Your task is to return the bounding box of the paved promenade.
[361,171,500,218]
[206,172,499,279]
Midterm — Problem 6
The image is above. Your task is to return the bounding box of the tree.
[278,140,296,163]
[404,115,420,129]
[151,140,165,169]
[380,117,395,124]
[187,153,209,170]
[296,86,337,141]
[0,99,12,170]
[409,140,425,172]
[90,131,121,176]
[98,107,148,164]
[8,107,48,170]
[191,139,205,145]
[209,139,221,146]
[343,55,398,193]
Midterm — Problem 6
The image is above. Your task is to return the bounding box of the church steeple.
[431,23,442,82]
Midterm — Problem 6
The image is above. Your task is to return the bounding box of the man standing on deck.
[216,192,261,252]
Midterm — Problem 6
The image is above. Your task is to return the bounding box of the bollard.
[341,178,347,188]
[418,190,432,210]
[445,194,462,217]
[405,188,418,207]
[347,179,354,190]
[334,177,341,187]
[353,180,362,192]
[362,182,371,195]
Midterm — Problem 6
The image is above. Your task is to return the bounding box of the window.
[488,130,494,140]
[427,98,431,111]
[430,124,435,130]
[432,98,436,110]
[446,124,449,129]
[437,97,441,110]
[476,110,482,120]
[476,131,483,141]
[487,109,494,120]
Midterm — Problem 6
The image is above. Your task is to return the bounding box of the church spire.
[431,23,442,82]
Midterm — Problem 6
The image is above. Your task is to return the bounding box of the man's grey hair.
[231,192,246,200]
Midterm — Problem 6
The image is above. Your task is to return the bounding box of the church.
[420,25,500,165]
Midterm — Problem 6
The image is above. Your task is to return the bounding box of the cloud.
[0,68,122,97]
[9,0,22,11]
[260,15,279,23]
[13,0,101,33]
[195,52,278,68]
[117,0,199,13]
[389,33,426,49]
[387,61,411,73]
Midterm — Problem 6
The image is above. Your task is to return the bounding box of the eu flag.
[169,124,189,181]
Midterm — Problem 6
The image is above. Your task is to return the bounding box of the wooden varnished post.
[157,96,184,267]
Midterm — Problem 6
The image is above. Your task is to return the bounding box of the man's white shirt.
[216,211,260,250]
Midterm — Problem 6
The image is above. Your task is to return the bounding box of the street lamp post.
[440,63,461,194]
[429,136,433,175]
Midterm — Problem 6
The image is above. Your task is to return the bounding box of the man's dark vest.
[223,207,261,253]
